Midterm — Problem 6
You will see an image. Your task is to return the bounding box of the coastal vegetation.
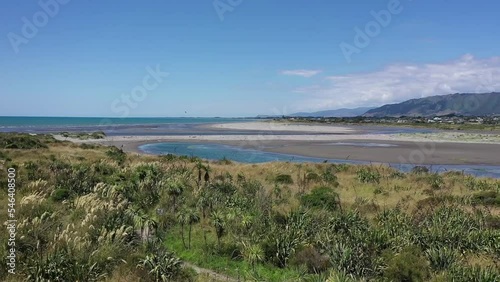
[0,133,54,150]
[59,131,107,140]
[273,116,500,132]
[0,133,499,281]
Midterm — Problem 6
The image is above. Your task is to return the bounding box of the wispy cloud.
[292,54,500,111]
[281,69,322,78]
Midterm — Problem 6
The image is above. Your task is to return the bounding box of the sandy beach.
[57,120,500,145]
[208,121,357,134]
[53,121,500,166]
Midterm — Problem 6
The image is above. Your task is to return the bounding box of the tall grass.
[0,133,498,281]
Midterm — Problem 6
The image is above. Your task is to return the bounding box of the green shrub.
[26,250,106,281]
[383,246,430,282]
[415,206,486,252]
[211,180,237,195]
[90,131,106,139]
[425,247,459,271]
[322,167,339,186]
[300,186,340,211]
[24,161,42,180]
[415,195,459,211]
[390,170,406,179]
[449,265,500,282]
[106,146,126,165]
[292,246,330,274]
[138,250,183,281]
[80,143,98,149]
[0,133,49,149]
[328,239,381,278]
[305,172,321,183]
[412,166,430,174]
[240,179,263,198]
[52,161,116,196]
[484,215,500,229]
[275,174,294,184]
[333,164,350,172]
[357,168,381,184]
[471,190,500,207]
[60,131,106,140]
[93,161,117,177]
[51,188,71,201]
[465,176,492,191]
[325,270,358,282]
[427,173,445,190]
[263,226,303,268]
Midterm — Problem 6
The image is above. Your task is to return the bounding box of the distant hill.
[363,93,500,117]
[290,107,374,117]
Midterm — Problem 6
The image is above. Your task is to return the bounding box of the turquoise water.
[0,116,249,127]
[4,116,499,178]
[139,142,500,179]
[139,142,356,164]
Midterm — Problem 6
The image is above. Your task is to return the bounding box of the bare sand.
[54,121,500,165]
[56,132,500,145]
[261,140,500,166]
[208,121,357,133]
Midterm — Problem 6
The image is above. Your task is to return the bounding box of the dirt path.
[184,262,239,282]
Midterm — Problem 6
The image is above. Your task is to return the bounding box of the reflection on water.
[139,142,500,179]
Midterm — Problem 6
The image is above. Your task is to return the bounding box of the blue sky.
[1,0,499,117]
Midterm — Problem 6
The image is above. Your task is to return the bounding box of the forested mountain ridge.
[364,93,500,117]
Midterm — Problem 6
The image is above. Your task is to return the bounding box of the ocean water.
[139,142,500,179]
[0,116,255,135]
[3,116,499,178]
[0,117,434,136]
[0,116,248,127]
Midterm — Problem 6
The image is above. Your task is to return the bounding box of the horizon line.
[0,115,261,119]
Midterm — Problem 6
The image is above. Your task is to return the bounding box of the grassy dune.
[0,133,499,281]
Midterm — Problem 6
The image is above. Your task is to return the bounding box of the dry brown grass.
[2,141,499,217]
[1,139,499,281]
